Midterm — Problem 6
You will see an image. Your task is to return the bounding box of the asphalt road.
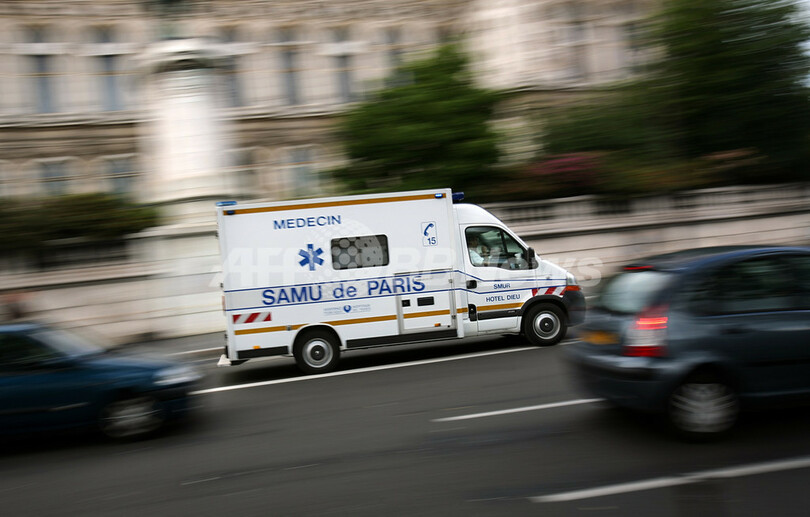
[2,337,810,517]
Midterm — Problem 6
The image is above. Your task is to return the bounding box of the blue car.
[565,246,810,438]
[0,322,202,439]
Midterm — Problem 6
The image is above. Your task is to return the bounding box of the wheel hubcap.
[670,383,738,434]
[533,312,560,339]
[304,339,333,368]
[102,397,161,438]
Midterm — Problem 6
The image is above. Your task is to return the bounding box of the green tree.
[652,0,810,176]
[336,44,502,193]
[0,194,159,257]
[542,0,810,189]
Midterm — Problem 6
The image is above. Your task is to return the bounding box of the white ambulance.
[216,189,584,374]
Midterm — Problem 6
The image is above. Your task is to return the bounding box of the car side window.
[783,254,810,309]
[679,274,722,315]
[715,257,795,313]
[0,333,60,371]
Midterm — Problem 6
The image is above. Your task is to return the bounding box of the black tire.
[294,330,340,375]
[523,303,567,346]
[667,373,739,439]
[99,396,164,439]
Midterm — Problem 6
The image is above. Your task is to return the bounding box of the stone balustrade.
[2,183,809,343]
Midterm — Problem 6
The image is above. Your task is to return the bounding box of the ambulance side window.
[331,235,389,270]
[465,226,532,270]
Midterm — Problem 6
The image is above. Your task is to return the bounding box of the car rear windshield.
[596,271,673,314]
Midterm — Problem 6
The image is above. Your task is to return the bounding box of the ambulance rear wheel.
[294,330,340,374]
[523,303,566,347]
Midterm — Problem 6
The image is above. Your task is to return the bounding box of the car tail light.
[624,265,653,271]
[623,306,668,357]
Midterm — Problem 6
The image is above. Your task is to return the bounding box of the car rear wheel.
[100,396,164,439]
[667,374,739,438]
[294,330,340,375]
[523,303,567,346]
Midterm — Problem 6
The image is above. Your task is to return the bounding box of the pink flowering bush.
[504,153,605,200]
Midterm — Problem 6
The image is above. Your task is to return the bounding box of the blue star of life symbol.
[298,243,324,271]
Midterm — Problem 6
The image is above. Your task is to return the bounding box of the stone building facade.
[0,0,468,204]
[0,0,650,204]
[0,0,652,341]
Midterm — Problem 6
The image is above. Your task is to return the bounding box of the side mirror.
[527,247,538,268]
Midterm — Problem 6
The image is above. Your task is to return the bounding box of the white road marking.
[181,477,222,486]
[283,464,320,471]
[530,455,810,503]
[171,347,222,356]
[431,398,603,422]
[191,346,535,395]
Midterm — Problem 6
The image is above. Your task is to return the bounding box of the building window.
[437,25,454,43]
[284,147,317,196]
[94,27,126,111]
[29,26,47,44]
[567,27,588,79]
[336,55,353,103]
[105,157,136,195]
[278,27,300,106]
[220,27,242,108]
[228,149,255,194]
[623,21,644,74]
[385,27,403,71]
[40,161,70,196]
[27,26,57,113]
[333,27,354,103]
[0,162,9,198]
[554,2,590,82]
[99,55,125,111]
[32,55,56,113]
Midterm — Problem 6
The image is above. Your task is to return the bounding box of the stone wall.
[489,184,810,287]
[3,183,809,344]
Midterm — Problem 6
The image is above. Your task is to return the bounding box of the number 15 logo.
[422,222,437,246]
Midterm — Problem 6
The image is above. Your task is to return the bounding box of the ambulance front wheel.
[523,303,566,347]
[294,330,340,374]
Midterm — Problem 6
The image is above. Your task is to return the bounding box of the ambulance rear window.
[331,235,389,270]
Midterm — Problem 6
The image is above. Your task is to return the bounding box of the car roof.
[623,245,810,272]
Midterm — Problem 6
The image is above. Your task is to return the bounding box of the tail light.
[623,306,668,357]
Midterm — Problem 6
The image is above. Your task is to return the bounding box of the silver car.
[565,246,810,438]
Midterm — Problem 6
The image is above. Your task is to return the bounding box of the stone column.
[138,38,236,224]
[134,35,235,339]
